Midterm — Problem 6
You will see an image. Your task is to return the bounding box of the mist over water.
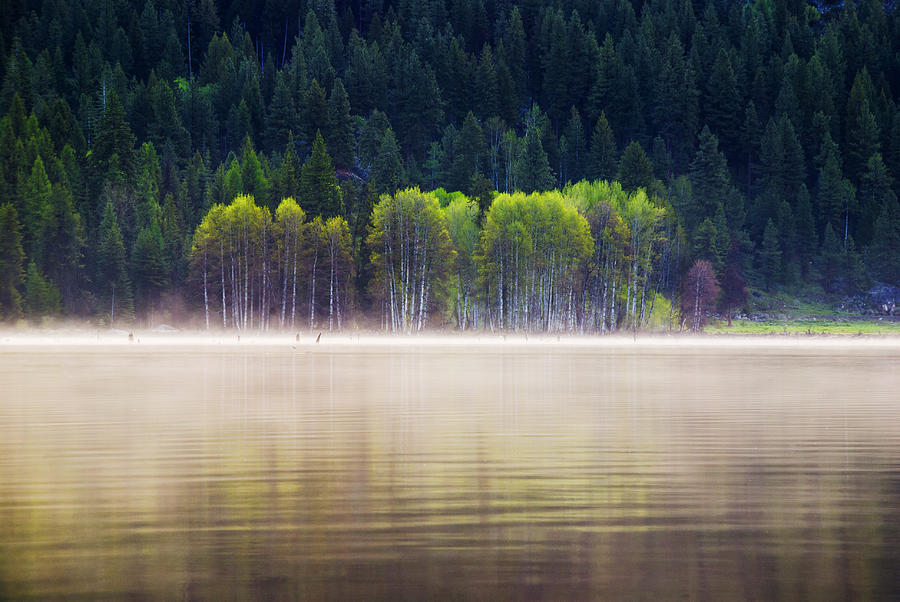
[1,340,899,599]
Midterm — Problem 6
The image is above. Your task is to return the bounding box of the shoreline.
[2,328,899,350]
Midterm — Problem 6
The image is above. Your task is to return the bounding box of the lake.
[1,336,899,599]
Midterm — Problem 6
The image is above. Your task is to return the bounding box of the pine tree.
[300,130,341,218]
[23,261,61,319]
[564,107,587,183]
[265,70,297,153]
[301,79,329,145]
[0,203,24,319]
[759,218,781,290]
[371,126,404,195]
[869,195,900,284]
[327,79,355,169]
[689,126,730,230]
[617,141,654,192]
[588,112,617,182]
[22,155,52,255]
[819,222,843,293]
[858,153,895,246]
[515,127,553,193]
[96,200,133,323]
[705,47,742,153]
[132,219,169,311]
[35,184,84,310]
[92,91,135,179]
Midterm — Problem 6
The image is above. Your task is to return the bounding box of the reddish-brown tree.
[682,260,719,331]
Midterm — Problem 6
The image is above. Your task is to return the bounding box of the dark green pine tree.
[371,126,405,195]
[301,79,329,146]
[96,200,133,323]
[160,193,186,284]
[274,132,302,201]
[617,140,654,192]
[23,261,61,319]
[35,184,84,311]
[816,136,856,238]
[704,47,742,154]
[22,155,52,255]
[759,218,782,291]
[845,69,880,184]
[794,184,817,277]
[515,127,554,193]
[0,203,25,319]
[131,219,169,311]
[858,153,895,246]
[819,222,845,293]
[299,130,341,218]
[689,126,730,231]
[564,107,587,183]
[327,79,355,169]
[868,194,900,284]
[448,112,486,192]
[588,112,617,182]
[265,70,297,153]
[92,91,136,180]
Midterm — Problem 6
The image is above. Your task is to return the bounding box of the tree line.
[182,182,699,333]
[0,0,899,327]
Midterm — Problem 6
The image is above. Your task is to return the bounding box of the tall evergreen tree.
[96,200,133,323]
[588,112,617,182]
[0,203,24,319]
[617,140,654,192]
[515,127,554,193]
[300,130,341,218]
[327,79,355,169]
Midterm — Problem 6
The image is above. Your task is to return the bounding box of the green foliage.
[515,127,553,193]
[0,203,25,319]
[299,130,341,218]
[96,201,133,322]
[617,141,654,192]
[23,261,61,319]
[759,219,782,291]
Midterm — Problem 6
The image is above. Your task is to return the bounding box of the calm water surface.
[1,340,898,599]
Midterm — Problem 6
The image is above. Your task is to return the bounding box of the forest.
[0,0,898,331]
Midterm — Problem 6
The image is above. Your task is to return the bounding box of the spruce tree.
[23,261,61,319]
[300,130,341,217]
[588,112,617,182]
[327,79,355,169]
[0,203,24,319]
[371,126,404,195]
[617,140,654,192]
[869,195,900,284]
[265,71,297,153]
[515,128,553,193]
[96,200,133,323]
[759,218,782,291]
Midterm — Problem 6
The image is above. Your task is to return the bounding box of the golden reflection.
[0,343,898,598]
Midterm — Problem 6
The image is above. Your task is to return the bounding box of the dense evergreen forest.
[0,0,898,331]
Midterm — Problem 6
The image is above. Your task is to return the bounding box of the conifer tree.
[759,218,781,291]
[23,261,61,319]
[617,141,654,192]
[96,200,133,323]
[515,127,553,193]
[0,203,24,319]
[300,130,341,218]
[327,79,355,169]
[588,112,617,182]
[371,126,404,195]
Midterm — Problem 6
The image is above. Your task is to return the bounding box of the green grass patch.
[706,319,900,335]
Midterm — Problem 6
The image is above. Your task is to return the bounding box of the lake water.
[1,338,899,599]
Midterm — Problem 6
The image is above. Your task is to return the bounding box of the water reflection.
[1,343,898,599]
